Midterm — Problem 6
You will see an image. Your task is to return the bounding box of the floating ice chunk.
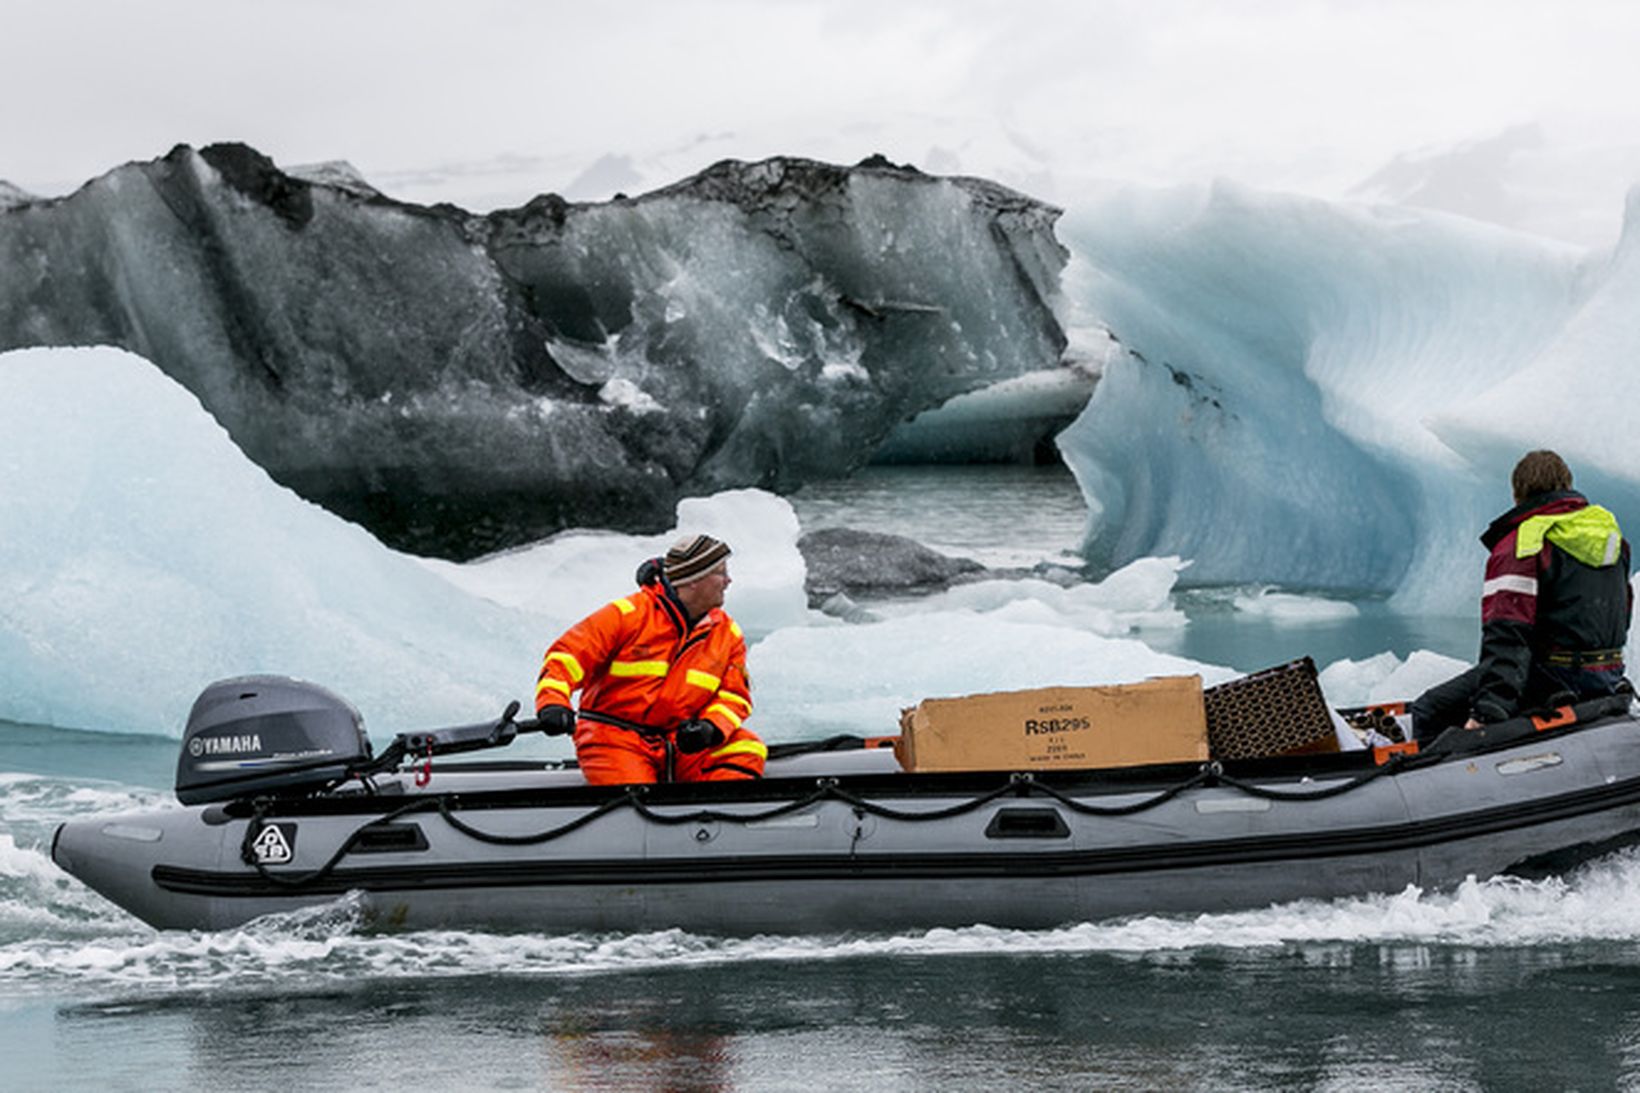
[1233,587,1362,623]
[673,490,812,636]
[1087,556,1191,616]
[1382,650,1472,702]
[876,556,1189,635]
[1318,649,1469,708]
[1317,651,1406,708]
[423,488,814,642]
[750,612,1234,739]
[0,347,543,736]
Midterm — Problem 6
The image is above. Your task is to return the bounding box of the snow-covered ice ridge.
[1057,180,1640,611]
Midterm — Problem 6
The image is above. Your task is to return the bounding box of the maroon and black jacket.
[1474,490,1633,723]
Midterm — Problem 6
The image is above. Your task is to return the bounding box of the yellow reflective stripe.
[717,690,751,712]
[536,678,571,697]
[1516,505,1623,565]
[609,659,669,677]
[545,651,585,683]
[612,598,636,615]
[705,702,744,729]
[729,620,742,639]
[711,738,767,761]
[685,669,722,691]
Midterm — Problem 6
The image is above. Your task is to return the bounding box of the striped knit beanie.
[663,534,731,586]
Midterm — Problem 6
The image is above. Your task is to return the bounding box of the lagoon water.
[791,465,1480,673]
[6,465,1639,1090]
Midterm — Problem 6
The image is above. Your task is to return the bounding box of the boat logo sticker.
[189,733,263,757]
[251,823,297,865]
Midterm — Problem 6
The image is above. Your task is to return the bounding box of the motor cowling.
[176,676,373,804]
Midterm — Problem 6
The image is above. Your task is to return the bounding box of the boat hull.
[53,707,1640,933]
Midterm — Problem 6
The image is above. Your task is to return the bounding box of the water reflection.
[547,1023,736,1091]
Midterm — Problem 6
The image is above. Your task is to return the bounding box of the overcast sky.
[6,0,1640,243]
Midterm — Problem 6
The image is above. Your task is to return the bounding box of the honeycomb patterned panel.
[1203,657,1336,760]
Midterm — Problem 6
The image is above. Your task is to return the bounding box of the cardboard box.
[896,675,1208,773]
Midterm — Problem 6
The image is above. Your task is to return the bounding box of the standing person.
[1411,450,1633,742]
[534,534,766,784]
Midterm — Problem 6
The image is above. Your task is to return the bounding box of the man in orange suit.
[534,534,766,784]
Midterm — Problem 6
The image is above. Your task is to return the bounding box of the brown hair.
[1512,449,1572,503]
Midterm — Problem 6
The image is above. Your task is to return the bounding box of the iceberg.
[11,161,1633,739]
[0,346,540,735]
[0,145,1069,559]
[9,144,1639,613]
[1055,179,1640,610]
[421,488,815,643]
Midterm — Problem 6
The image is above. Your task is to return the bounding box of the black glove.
[674,718,724,754]
[537,705,577,736]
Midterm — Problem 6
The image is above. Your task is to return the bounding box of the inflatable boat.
[52,676,1640,934]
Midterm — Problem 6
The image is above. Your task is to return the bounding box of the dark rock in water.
[798,527,987,606]
[0,144,1070,558]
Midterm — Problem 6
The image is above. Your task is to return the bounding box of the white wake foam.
[8,849,1640,997]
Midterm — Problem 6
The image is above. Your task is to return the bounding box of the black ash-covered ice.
[0,144,1070,558]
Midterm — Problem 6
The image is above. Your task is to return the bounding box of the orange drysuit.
[535,582,766,785]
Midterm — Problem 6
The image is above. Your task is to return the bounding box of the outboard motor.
[176,675,373,804]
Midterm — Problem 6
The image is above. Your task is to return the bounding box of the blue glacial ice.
[1055,180,1640,612]
[0,346,1226,738]
[0,347,540,735]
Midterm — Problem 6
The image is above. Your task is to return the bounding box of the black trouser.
[1410,661,1630,744]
